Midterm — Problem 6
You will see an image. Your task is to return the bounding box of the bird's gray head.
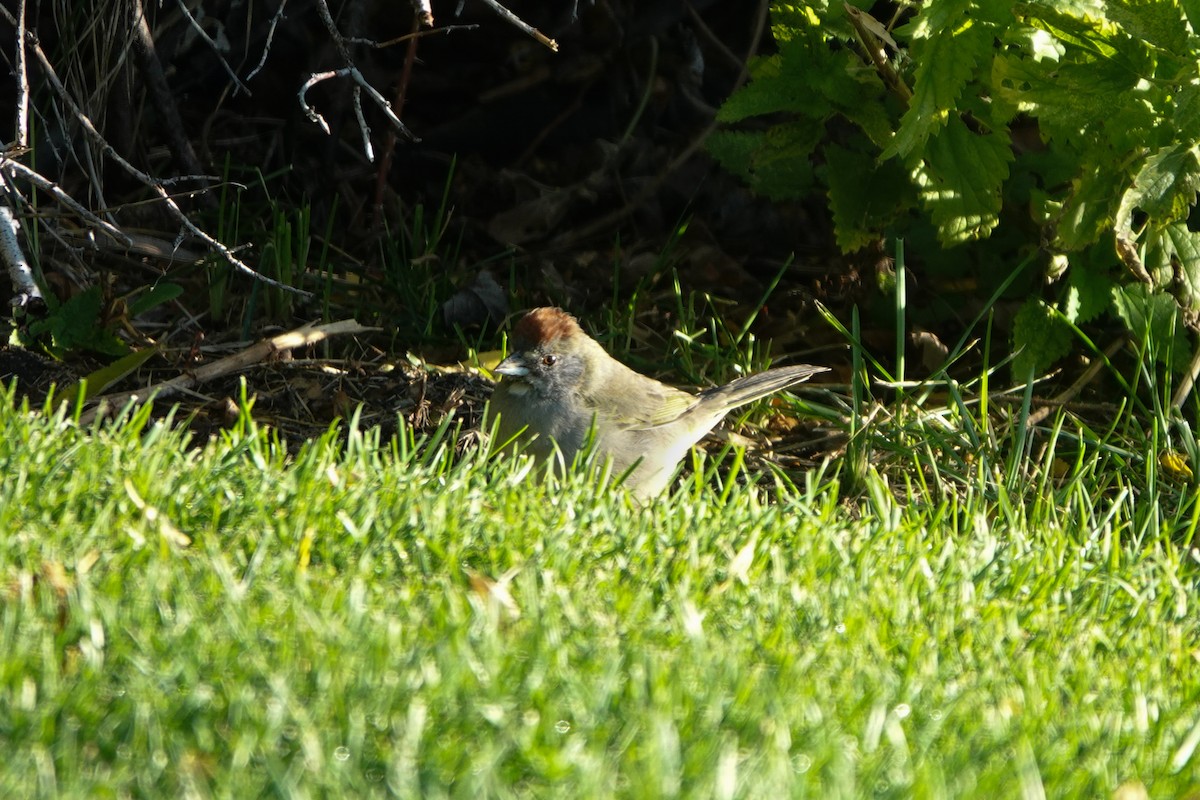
[494,307,591,399]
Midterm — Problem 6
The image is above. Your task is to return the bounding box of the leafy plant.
[11,281,183,363]
[15,286,128,358]
[710,0,1200,378]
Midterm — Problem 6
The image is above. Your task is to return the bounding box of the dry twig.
[80,319,379,424]
[300,0,419,160]
[172,0,250,95]
[0,157,131,246]
[8,20,307,294]
[475,0,558,51]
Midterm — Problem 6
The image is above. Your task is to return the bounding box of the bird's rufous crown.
[512,307,582,347]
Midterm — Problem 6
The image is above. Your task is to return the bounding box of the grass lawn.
[1,384,1199,798]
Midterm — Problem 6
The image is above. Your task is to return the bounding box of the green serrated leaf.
[1155,224,1200,311]
[751,123,820,200]
[992,53,1145,141]
[824,144,913,252]
[1106,93,1169,155]
[1012,297,1073,378]
[912,116,1013,245]
[814,62,892,147]
[719,37,850,123]
[29,288,130,358]
[1063,260,1113,323]
[716,55,790,123]
[1107,0,1191,57]
[1110,283,1171,339]
[885,13,995,159]
[1138,143,1200,223]
[55,287,102,338]
[1171,84,1200,144]
[1057,160,1122,251]
[769,3,822,42]
[1115,142,1200,237]
[1014,2,1116,44]
[1185,0,1200,33]
[37,288,100,351]
[1005,23,1067,62]
[895,0,972,36]
[74,291,126,355]
[708,130,760,178]
[773,0,876,42]
[1111,283,1189,367]
[708,123,821,202]
[1014,2,1148,71]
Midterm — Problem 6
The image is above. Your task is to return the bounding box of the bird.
[486,307,828,496]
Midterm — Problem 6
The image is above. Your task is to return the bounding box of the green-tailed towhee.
[486,307,827,496]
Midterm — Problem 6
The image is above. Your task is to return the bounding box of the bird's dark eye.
[541,354,558,366]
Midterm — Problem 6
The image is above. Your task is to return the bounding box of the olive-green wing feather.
[581,366,699,431]
[592,364,828,431]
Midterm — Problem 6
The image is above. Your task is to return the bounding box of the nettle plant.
[711,0,1200,377]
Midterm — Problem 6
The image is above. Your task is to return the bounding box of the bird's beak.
[494,354,530,378]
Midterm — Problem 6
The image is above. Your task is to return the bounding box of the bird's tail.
[697,364,828,410]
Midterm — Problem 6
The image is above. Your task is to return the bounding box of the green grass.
[2,382,1200,798]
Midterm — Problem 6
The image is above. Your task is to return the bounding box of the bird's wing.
[584,370,699,431]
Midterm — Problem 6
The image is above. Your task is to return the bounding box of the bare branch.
[352,86,374,162]
[314,0,355,64]
[173,0,250,95]
[24,29,309,295]
[298,66,419,148]
[344,24,480,49]
[474,0,558,52]
[0,156,132,246]
[132,0,215,208]
[247,0,289,82]
[0,176,42,305]
[13,0,28,148]
[301,0,419,158]
[298,70,340,135]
